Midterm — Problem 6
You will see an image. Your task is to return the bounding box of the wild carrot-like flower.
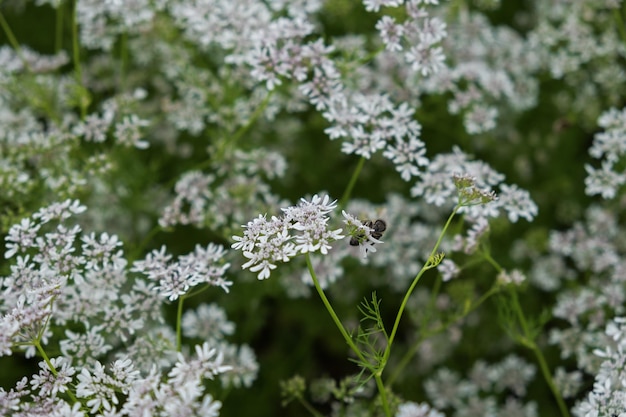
[132,243,232,300]
[231,195,347,279]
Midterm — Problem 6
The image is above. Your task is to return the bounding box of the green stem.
[305,253,391,417]
[385,282,500,386]
[55,3,63,53]
[339,156,366,210]
[0,10,32,72]
[119,32,128,91]
[483,250,569,415]
[530,343,571,417]
[296,396,325,417]
[481,250,502,273]
[33,336,79,404]
[508,290,570,417]
[383,206,459,362]
[128,224,163,263]
[70,0,87,119]
[305,254,365,364]
[613,8,626,46]
[212,91,274,162]
[34,339,57,375]
[374,374,391,417]
[176,294,186,352]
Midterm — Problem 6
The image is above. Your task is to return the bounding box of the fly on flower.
[342,211,386,258]
[349,219,387,246]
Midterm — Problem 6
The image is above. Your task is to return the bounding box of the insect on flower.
[349,219,387,246]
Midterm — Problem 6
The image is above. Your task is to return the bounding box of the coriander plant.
[1,1,626,417]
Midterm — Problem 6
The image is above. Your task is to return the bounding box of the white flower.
[232,195,345,279]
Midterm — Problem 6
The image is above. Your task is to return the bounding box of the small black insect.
[349,219,387,246]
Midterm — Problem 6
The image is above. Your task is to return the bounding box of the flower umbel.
[231,195,345,279]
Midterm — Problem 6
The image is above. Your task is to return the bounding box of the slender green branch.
[481,250,502,273]
[386,283,500,386]
[383,206,459,361]
[128,224,163,263]
[34,339,57,376]
[530,343,571,417]
[305,253,392,417]
[212,91,274,163]
[55,3,63,53]
[176,295,186,352]
[70,0,87,119]
[0,10,32,72]
[613,8,626,46]
[338,46,386,74]
[481,248,569,415]
[339,156,366,210]
[374,374,391,417]
[119,32,129,91]
[508,289,570,417]
[305,254,366,364]
[33,336,79,404]
[296,396,325,417]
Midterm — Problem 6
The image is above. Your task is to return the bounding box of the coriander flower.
[396,401,445,417]
[232,195,345,279]
[132,243,232,301]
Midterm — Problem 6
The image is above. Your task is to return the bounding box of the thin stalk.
[509,290,570,417]
[383,206,459,362]
[530,343,571,417]
[176,295,186,352]
[305,253,391,417]
[212,91,274,162]
[128,225,163,263]
[33,338,79,404]
[119,32,128,91]
[305,254,366,364]
[296,396,325,417]
[70,0,87,119]
[613,8,626,46]
[338,156,366,210]
[386,281,500,386]
[0,10,32,72]
[55,3,63,53]
[374,374,391,417]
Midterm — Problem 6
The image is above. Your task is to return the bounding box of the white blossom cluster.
[585,107,626,199]
[131,243,232,301]
[232,195,345,279]
[574,317,626,417]
[159,149,288,230]
[412,147,537,223]
[0,201,257,414]
[423,355,538,416]
[507,205,626,411]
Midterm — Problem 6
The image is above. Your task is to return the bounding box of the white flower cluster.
[232,195,345,279]
[574,317,626,417]
[423,355,538,416]
[132,243,232,301]
[159,149,288,230]
[395,401,444,417]
[585,107,626,199]
[373,1,447,77]
[0,201,258,414]
[15,343,229,416]
[412,147,538,223]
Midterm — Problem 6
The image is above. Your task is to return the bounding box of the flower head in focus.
[231,195,345,279]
